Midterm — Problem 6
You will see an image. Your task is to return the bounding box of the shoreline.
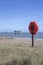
[0,37,43,40]
[0,37,42,46]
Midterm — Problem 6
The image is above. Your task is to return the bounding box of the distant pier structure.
[14,30,21,34]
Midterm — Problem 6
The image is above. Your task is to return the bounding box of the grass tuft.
[0,44,43,65]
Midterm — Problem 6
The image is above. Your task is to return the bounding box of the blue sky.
[0,0,43,32]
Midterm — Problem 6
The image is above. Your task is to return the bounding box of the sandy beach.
[0,37,43,47]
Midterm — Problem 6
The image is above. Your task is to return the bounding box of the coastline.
[0,37,42,47]
[0,37,43,40]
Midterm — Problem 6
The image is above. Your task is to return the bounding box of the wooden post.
[32,34,34,47]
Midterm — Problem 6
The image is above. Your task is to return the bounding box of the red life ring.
[28,21,38,34]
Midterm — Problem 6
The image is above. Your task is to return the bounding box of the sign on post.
[28,21,38,47]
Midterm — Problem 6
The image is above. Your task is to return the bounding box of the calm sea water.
[0,32,43,39]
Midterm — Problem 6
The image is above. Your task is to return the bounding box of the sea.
[0,32,43,39]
